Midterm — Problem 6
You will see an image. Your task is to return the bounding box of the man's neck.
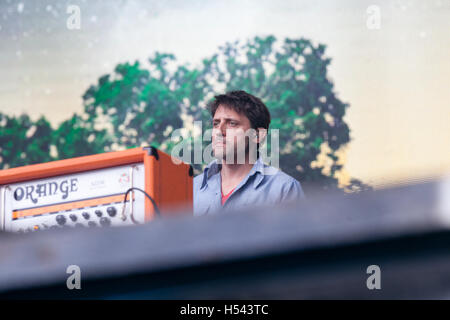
[220,155,255,183]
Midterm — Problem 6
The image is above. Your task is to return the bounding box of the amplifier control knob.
[82,212,90,220]
[69,214,78,222]
[95,210,103,217]
[56,215,66,225]
[107,206,117,217]
[88,221,97,228]
[100,217,111,227]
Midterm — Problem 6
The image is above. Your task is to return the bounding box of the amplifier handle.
[120,164,139,224]
[129,164,139,224]
[0,186,9,231]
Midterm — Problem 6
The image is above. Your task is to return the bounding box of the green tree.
[53,114,111,160]
[81,52,219,173]
[195,36,358,193]
[0,113,53,169]
[81,35,370,193]
[82,57,184,150]
[0,35,371,194]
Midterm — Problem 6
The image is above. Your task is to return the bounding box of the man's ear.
[253,128,267,144]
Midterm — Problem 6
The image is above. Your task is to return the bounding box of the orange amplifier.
[0,146,193,233]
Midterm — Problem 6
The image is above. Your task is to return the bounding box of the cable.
[121,187,161,222]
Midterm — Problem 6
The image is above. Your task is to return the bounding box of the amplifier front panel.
[2,163,146,233]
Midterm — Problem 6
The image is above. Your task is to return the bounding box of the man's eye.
[229,122,237,126]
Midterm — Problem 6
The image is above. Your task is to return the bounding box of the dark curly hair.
[207,90,271,131]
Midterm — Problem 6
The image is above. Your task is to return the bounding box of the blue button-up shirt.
[193,157,305,216]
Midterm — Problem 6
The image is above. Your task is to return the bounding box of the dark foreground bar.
[0,176,449,299]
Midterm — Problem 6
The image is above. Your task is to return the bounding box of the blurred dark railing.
[0,175,449,299]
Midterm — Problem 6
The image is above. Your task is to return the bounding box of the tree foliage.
[0,113,53,169]
[0,35,371,194]
[53,114,111,160]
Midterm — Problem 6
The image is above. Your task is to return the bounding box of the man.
[193,90,305,216]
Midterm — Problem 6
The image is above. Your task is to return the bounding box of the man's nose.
[217,122,226,136]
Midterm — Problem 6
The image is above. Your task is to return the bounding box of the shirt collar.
[200,157,271,191]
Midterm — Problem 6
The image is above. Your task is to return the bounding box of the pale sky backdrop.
[1,0,449,188]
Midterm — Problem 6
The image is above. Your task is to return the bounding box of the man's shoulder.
[260,164,300,185]
[259,165,305,200]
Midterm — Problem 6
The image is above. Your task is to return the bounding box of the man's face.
[212,104,256,163]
